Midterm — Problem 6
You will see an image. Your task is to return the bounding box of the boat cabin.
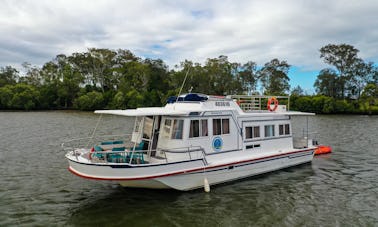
[93,94,310,163]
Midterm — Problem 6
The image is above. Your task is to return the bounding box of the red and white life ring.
[267,97,279,111]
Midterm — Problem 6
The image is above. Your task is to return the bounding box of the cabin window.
[202,119,208,136]
[189,119,208,138]
[246,126,260,139]
[213,118,230,135]
[264,125,275,137]
[189,120,200,138]
[162,119,172,139]
[279,124,290,136]
[143,116,153,139]
[134,117,142,133]
[222,119,230,134]
[171,119,184,139]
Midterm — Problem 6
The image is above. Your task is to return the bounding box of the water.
[0,112,377,226]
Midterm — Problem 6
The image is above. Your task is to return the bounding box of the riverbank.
[2,95,378,115]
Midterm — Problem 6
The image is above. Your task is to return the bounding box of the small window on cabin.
[254,126,260,138]
[264,125,275,137]
[171,119,184,139]
[213,119,222,135]
[190,119,208,138]
[143,116,153,139]
[201,119,208,136]
[213,118,230,135]
[279,124,290,136]
[246,126,260,139]
[134,117,142,133]
[189,120,200,138]
[162,119,172,139]
[279,124,284,135]
[285,124,290,135]
[222,119,230,134]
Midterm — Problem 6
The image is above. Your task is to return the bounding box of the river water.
[0,112,377,226]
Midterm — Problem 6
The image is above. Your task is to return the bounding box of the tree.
[0,84,40,110]
[239,61,258,95]
[258,58,290,95]
[360,83,378,114]
[314,68,340,98]
[346,60,375,99]
[204,55,242,95]
[291,85,304,96]
[319,44,360,98]
[0,66,18,87]
[19,62,42,86]
[74,91,104,110]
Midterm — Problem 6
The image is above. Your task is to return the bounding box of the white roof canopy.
[94,107,189,117]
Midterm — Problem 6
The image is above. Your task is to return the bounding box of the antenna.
[176,66,191,101]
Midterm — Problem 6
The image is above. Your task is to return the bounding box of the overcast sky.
[1,0,378,93]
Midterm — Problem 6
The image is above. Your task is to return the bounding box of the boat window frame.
[279,123,290,136]
[213,118,230,136]
[245,126,260,139]
[162,118,172,139]
[142,116,154,139]
[189,119,208,138]
[264,124,275,138]
[171,119,184,140]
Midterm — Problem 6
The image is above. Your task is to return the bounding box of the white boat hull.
[67,148,314,191]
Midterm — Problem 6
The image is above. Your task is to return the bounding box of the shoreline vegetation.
[1,43,377,114]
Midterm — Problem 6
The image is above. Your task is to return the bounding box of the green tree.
[204,55,242,95]
[258,58,290,95]
[314,68,340,98]
[360,83,378,114]
[239,61,258,94]
[291,85,304,96]
[0,66,18,87]
[346,60,376,99]
[0,84,40,110]
[74,91,104,110]
[19,62,42,86]
[320,44,360,98]
[0,85,13,108]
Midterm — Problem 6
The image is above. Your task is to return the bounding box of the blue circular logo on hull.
[212,137,223,152]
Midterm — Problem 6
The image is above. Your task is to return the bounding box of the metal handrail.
[61,134,133,150]
[160,146,208,165]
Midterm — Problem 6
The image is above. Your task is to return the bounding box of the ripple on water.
[0,113,378,226]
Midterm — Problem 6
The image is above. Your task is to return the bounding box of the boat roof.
[95,93,315,117]
[95,105,314,117]
[95,107,189,116]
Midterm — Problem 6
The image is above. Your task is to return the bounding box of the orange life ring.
[267,97,278,111]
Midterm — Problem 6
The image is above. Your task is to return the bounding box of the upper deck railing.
[227,95,290,112]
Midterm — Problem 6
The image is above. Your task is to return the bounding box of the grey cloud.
[0,0,377,73]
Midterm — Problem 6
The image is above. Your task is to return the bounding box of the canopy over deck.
[94,107,189,117]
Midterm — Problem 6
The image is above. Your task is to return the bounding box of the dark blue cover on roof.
[166,93,208,103]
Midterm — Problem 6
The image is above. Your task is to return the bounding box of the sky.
[1,0,378,94]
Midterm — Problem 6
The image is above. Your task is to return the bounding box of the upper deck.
[95,93,314,117]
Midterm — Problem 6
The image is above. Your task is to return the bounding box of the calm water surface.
[0,112,377,226]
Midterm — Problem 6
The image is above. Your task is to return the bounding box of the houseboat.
[64,94,316,191]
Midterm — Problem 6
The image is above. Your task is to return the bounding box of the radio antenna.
[176,66,191,101]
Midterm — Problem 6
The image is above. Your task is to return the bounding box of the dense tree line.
[0,44,377,113]
[291,44,378,114]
